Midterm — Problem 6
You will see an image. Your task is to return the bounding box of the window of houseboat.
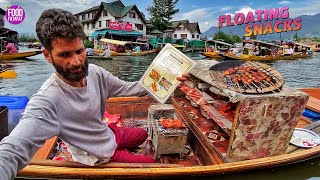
[136,24,143,30]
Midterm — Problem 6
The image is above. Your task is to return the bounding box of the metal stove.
[147,104,188,160]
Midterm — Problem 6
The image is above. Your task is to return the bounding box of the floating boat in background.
[220,40,313,61]
[200,40,233,59]
[0,51,42,60]
[95,38,160,56]
[310,43,320,52]
[0,69,17,79]
[18,60,320,179]
[87,56,113,60]
[110,48,159,56]
[220,52,311,61]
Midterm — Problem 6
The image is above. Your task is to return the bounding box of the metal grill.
[147,104,188,160]
[209,61,284,94]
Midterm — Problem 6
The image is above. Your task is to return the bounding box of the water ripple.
[1,49,319,98]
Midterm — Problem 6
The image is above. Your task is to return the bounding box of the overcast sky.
[1,0,320,35]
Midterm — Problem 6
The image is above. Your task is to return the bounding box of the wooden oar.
[0,70,17,79]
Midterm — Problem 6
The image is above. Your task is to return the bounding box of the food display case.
[172,60,309,162]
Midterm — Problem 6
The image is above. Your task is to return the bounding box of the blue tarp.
[303,109,320,122]
[90,30,108,38]
[91,30,143,37]
[107,30,142,36]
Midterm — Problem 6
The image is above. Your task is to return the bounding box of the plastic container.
[0,96,29,133]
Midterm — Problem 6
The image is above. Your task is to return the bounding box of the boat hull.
[94,49,159,56]
[17,88,320,179]
[0,51,42,60]
[221,53,311,61]
[200,52,222,58]
[88,56,113,60]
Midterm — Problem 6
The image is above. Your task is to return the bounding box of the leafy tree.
[84,39,93,48]
[293,33,299,41]
[250,34,257,40]
[232,35,242,43]
[213,32,242,45]
[313,36,320,42]
[147,0,179,32]
[18,33,38,42]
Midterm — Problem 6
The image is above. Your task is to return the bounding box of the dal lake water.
[1,47,320,179]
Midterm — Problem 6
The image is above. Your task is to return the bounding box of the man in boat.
[85,44,94,56]
[99,46,111,58]
[0,8,188,179]
[115,45,125,53]
[2,40,18,54]
[133,45,141,53]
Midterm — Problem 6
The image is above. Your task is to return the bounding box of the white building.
[166,20,201,41]
[74,0,147,41]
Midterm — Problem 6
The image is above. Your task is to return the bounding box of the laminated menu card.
[139,43,196,103]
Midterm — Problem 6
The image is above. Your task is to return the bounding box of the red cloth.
[103,111,120,125]
[108,123,156,163]
[3,43,18,54]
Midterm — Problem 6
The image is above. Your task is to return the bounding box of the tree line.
[18,33,39,42]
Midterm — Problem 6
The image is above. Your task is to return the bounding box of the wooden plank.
[18,146,320,179]
[32,137,58,160]
[296,117,313,128]
[305,96,320,114]
[299,88,320,100]
[29,159,184,168]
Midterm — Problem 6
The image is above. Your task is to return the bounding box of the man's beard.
[51,56,89,82]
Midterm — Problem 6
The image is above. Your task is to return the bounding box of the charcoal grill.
[209,61,284,94]
[147,104,188,160]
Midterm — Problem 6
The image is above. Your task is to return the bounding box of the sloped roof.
[75,0,125,16]
[0,8,5,15]
[74,5,99,16]
[86,1,146,24]
[101,3,133,17]
[168,20,201,34]
[150,29,162,34]
[0,27,18,36]
[189,22,201,34]
[169,20,189,28]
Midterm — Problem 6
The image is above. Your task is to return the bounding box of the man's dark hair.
[36,8,86,51]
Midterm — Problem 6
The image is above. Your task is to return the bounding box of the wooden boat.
[220,52,311,61]
[223,40,314,61]
[200,40,233,59]
[94,49,159,56]
[0,69,17,79]
[95,38,160,56]
[311,43,320,52]
[87,56,113,60]
[0,50,42,60]
[200,51,222,59]
[17,86,320,179]
[110,49,159,56]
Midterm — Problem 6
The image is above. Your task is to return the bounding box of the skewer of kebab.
[223,65,278,93]
[231,74,243,93]
[252,76,277,93]
[255,70,281,91]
